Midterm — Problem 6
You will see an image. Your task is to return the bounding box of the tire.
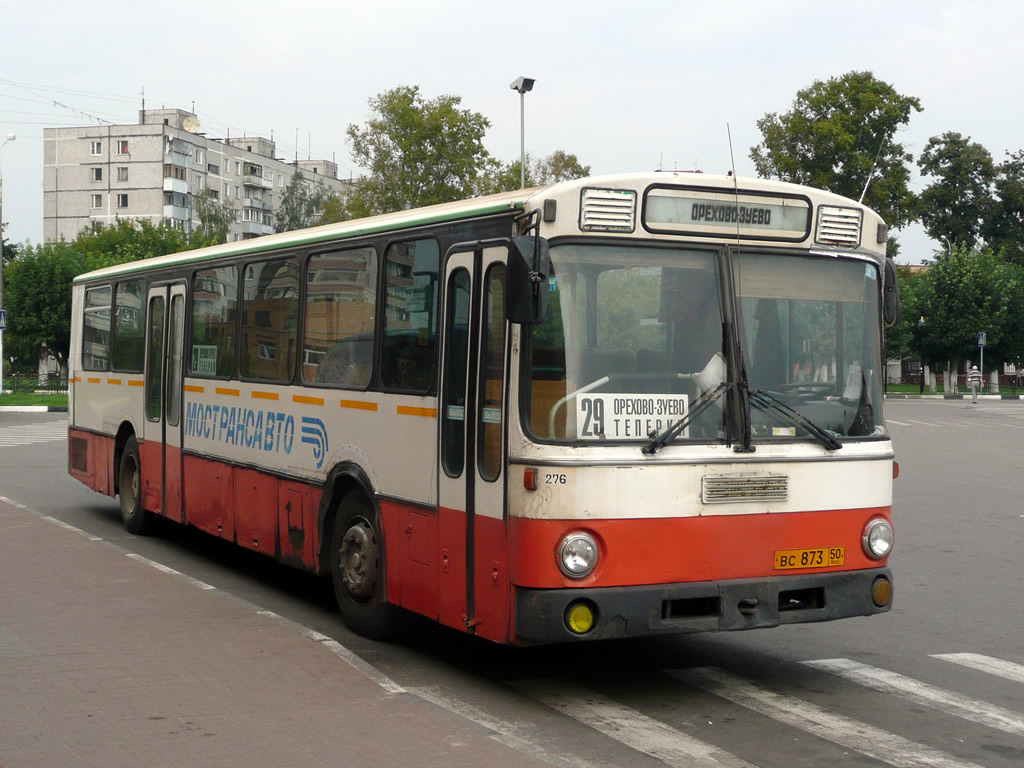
[119,436,156,535]
[330,492,403,639]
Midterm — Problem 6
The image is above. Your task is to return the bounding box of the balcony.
[163,177,189,195]
[163,204,190,221]
[243,173,272,189]
[240,220,273,236]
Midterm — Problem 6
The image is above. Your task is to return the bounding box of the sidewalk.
[0,500,548,768]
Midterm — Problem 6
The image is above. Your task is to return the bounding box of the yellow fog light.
[871,576,893,608]
[565,601,597,634]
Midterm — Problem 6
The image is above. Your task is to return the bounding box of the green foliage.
[192,186,236,245]
[750,71,922,229]
[346,85,492,216]
[916,132,995,249]
[985,150,1024,264]
[2,222,19,264]
[478,150,592,195]
[275,170,328,233]
[72,218,191,264]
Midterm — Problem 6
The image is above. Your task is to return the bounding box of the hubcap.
[339,521,378,602]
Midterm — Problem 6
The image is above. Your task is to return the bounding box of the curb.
[0,406,68,412]
[884,394,1017,400]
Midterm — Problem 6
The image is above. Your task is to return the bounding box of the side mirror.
[882,257,901,327]
[506,235,550,324]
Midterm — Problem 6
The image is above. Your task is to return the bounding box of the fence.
[4,373,68,394]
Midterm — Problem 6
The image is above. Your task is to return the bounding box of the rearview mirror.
[506,235,549,324]
[882,258,901,327]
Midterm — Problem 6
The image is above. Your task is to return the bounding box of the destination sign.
[575,393,689,440]
[644,188,811,240]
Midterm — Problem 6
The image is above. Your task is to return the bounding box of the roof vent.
[580,188,636,232]
[816,206,862,247]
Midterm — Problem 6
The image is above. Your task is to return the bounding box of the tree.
[985,149,1024,264]
[72,218,190,264]
[346,85,492,216]
[275,170,327,233]
[916,132,995,249]
[2,222,19,265]
[477,150,592,195]
[192,186,236,245]
[750,71,922,232]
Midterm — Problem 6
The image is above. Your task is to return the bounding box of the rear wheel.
[119,436,156,535]
[330,492,403,639]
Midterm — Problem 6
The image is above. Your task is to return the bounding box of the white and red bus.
[68,172,898,644]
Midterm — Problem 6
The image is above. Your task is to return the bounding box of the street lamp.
[940,235,952,256]
[0,131,15,396]
[509,76,535,190]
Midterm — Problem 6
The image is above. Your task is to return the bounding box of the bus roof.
[73,187,539,284]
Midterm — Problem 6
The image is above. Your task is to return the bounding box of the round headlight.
[558,532,599,578]
[862,518,894,560]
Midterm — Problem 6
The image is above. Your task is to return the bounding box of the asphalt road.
[2,401,1023,768]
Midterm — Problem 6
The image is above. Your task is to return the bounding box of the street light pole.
[0,131,16,396]
[509,77,535,190]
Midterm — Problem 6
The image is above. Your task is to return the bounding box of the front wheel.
[119,436,156,535]
[330,492,404,639]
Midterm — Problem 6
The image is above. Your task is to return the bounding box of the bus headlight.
[862,518,894,560]
[557,532,599,578]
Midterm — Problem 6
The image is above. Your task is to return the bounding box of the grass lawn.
[0,392,69,407]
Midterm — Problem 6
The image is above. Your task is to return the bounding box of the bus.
[68,171,899,645]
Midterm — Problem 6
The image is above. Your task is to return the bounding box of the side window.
[240,257,299,381]
[303,247,377,386]
[111,279,145,372]
[146,295,165,422]
[479,264,506,482]
[191,266,238,377]
[82,286,112,371]
[441,269,471,477]
[381,239,439,391]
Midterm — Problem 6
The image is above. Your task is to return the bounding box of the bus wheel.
[119,436,156,535]
[330,493,403,639]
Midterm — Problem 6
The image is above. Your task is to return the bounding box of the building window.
[196,149,204,165]
[235,185,240,199]
[90,194,102,209]
[117,193,129,208]
[90,141,102,156]
[223,182,229,197]
[235,161,241,175]
[117,167,128,182]
[116,140,128,154]
[92,167,103,182]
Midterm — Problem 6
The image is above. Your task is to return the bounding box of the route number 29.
[580,398,604,437]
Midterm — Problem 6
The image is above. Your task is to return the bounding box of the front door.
[142,283,186,522]
[437,244,509,642]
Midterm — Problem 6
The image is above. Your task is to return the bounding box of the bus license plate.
[774,546,844,570]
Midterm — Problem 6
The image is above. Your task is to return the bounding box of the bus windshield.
[525,243,727,442]
[736,252,887,441]
[524,244,887,445]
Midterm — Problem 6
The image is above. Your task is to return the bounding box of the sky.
[2,0,1022,264]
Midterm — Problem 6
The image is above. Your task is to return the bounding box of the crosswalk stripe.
[932,653,1024,685]
[804,658,1024,737]
[0,422,67,447]
[674,667,985,768]
[516,679,756,768]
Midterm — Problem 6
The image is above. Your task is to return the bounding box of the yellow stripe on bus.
[293,394,324,406]
[251,391,279,401]
[71,376,82,382]
[128,380,144,387]
[184,384,205,393]
[340,399,378,411]
[86,377,101,384]
[215,387,240,397]
[107,378,122,385]
[397,405,437,418]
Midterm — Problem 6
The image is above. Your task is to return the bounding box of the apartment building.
[43,108,346,242]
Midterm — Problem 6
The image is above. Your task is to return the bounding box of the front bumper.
[513,567,892,645]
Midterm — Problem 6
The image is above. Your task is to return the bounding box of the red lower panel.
[473,514,510,644]
[183,455,235,540]
[138,439,162,514]
[234,468,277,555]
[68,429,115,497]
[437,506,467,631]
[508,507,892,589]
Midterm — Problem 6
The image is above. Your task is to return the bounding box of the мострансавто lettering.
[184,402,295,454]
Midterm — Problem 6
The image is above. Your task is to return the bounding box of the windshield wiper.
[748,389,843,451]
[642,383,729,455]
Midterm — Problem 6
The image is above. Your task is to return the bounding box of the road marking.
[517,679,756,768]
[907,420,940,427]
[125,553,216,590]
[932,653,1024,685]
[0,421,67,446]
[674,666,985,768]
[411,685,595,768]
[887,419,910,426]
[805,658,1024,737]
